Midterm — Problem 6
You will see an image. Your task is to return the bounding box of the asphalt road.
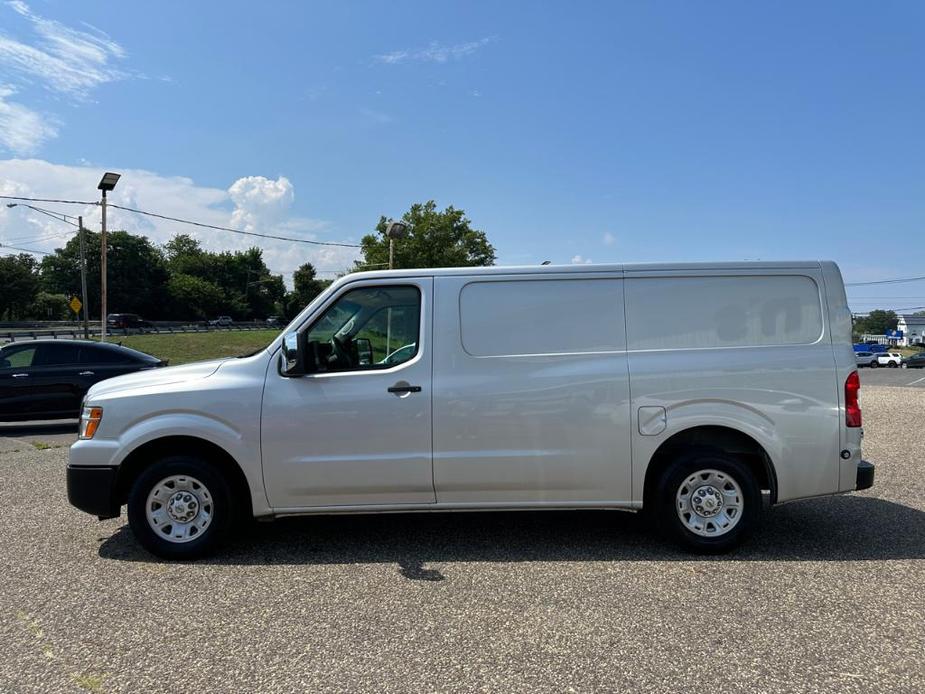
[1,387,923,693]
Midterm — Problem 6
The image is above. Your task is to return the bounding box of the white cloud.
[374,37,495,65]
[0,1,127,98]
[0,85,57,153]
[602,232,616,246]
[0,159,361,284]
[571,255,592,264]
[228,176,295,232]
[0,1,134,154]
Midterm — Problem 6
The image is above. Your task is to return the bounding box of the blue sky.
[1,1,924,309]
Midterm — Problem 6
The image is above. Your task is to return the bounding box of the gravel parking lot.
[1,387,923,693]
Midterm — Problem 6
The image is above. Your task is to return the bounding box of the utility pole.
[96,172,121,342]
[78,216,90,340]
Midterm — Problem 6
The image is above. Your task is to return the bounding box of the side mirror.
[280,332,309,377]
[355,337,373,366]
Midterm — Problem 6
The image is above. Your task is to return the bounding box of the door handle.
[388,384,421,394]
[12,373,28,378]
[79,371,95,376]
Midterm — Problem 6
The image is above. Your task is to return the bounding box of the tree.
[853,309,898,337]
[355,201,495,271]
[163,235,285,319]
[284,262,332,317]
[27,292,70,320]
[166,274,226,320]
[0,254,40,319]
[41,231,169,319]
[164,234,209,277]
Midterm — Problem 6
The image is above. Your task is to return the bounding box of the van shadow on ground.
[98,494,925,574]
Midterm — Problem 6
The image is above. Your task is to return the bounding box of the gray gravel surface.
[1,386,923,693]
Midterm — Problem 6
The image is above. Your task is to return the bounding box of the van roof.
[341,260,826,282]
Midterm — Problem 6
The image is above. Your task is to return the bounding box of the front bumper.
[67,465,120,520]
[856,460,875,491]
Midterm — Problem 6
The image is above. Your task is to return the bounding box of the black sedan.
[0,340,166,422]
[902,351,925,369]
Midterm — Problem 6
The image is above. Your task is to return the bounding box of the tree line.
[0,201,495,322]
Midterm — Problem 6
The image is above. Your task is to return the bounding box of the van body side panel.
[625,268,841,504]
[820,261,864,492]
[432,274,633,504]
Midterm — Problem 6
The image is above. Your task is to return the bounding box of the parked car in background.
[875,352,903,368]
[901,352,925,369]
[107,313,152,332]
[1,340,166,422]
[67,260,873,560]
[855,351,880,367]
[209,316,233,327]
[266,316,282,327]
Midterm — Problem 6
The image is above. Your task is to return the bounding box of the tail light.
[845,371,862,427]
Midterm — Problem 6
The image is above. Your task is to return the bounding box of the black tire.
[127,455,234,560]
[654,450,762,553]
[869,360,878,368]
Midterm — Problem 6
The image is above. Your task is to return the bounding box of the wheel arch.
[114,435,253,518]
[642,425,778,509]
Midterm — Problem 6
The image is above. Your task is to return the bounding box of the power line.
[8,203,81,227]
[0,194,97,206]
[107,203,362,248]
[2,193,362,248]
[846,275,925,287]
[3,231,75,244]
[0,243,52,255]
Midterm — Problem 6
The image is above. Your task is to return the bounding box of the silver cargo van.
[68,261,873,558]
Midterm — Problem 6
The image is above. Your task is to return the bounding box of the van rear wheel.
[654,451,761,553]
[127,456,234,560]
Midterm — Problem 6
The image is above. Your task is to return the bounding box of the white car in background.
[875,352,903,368]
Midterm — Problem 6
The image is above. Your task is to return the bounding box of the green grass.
[114,329,280,366]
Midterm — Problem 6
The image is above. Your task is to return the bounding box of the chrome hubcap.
[676,469,744,537]
[146,475,213,544]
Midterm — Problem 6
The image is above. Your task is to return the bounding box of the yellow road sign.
[69,296,82,314]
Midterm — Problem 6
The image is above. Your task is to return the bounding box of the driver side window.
[306,285,420,373]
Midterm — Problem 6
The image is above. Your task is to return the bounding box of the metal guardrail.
[0,323,278,344]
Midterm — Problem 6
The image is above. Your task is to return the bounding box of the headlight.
[78,406,103,440]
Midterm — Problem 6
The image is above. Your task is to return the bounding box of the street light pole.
[383,220,410,352]
[78,216,90,340]
[100,190,108,341]
[96,172,121,342]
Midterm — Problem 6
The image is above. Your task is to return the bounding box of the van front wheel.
[655,452,761,553]
[127,456,233,560]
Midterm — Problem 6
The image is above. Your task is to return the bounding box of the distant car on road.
[0,340,166,422]
[855,351,880,367]
[107,313,152,332]
[901,352,925,369]
[266,316,282,327]
[875,352,903,368]
[209,316,233,327]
